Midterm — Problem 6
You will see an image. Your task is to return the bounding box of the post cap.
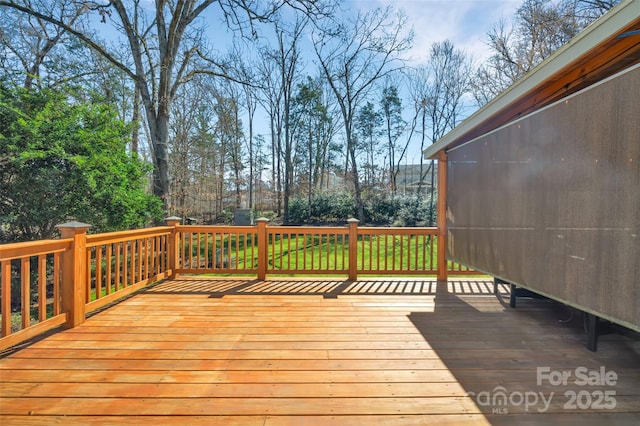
[56,221,92,230]
[256,217,270,223]
[347,218,359,223]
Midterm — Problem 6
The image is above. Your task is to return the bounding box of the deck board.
[1,277,639,425]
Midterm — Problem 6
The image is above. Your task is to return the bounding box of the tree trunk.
[131,87,141,156]
[350,145,365,222]
[153,113,171,210]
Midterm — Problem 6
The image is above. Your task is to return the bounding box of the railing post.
[57,221,91,329]
[348,218,359,281]
[437,150,448,283]
[166,216,182,279]
[256,217,269,281]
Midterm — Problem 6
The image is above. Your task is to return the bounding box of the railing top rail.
[0,239,73,261]
[86,226,172,246]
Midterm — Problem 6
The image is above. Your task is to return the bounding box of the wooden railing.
[174,219,476,279]
[85,227,172,313]
[266,225,349,276]
[175,225,258,275]
[355,226,438,276]
[1,217,478,349]
[0,238,71,350]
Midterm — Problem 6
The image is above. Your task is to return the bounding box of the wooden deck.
[1,277,639,425]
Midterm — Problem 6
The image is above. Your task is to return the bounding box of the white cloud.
[346,0,521,64]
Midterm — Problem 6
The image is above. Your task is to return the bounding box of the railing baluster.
[383,234,388,272]
[163,235,167,273]
[303,233,307,271]
[390,234,396,272]
[235,232,240,271]
[375,234,380,271]
[129,241,136,287]
[326,234,330,271]
[21,258,30,329]
[148,238,153,279]
[204,232,209,269]
[158,235,162,275]
[38,254,46,321]
[53,252,60,315]
[141,238,146,279]
[272,232,277,271]
[252,232,256,270]
[136,239,142,282]
[147,237,152,276]
[416,234,420,270]
[152,236,157,276]
[226,232,232,269]
[1,260,11,337]
[285,233,290,271]
[197,231,202,269]
[86,249,92,302]
[106,244,112,295]
[155,236,160,275]
[114,243,121,291]
[421,234,425,271]
[401,234,405,272]
[96,247,103,300]
[340,233,344,271]
[122,242,129,289]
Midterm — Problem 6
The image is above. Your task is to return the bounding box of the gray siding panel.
[447,65,640,330]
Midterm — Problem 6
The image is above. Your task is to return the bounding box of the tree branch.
[0,1,138,82]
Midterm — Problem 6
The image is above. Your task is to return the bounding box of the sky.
[347,0,521,65]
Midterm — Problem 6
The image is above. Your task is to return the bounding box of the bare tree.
[257,17,308,223]
[168,78,221,221]
[214,83,245,209]
[571,0,621,20]
[425,41,473,142]
[0,0,328,213]
[473,0,619,105]
[0,0,90,89]
[313,6,413,221]
[404,40,471,226]
[379,79,406,194]
[256,48,284,216]
[355,101,382,189]
[290,76,336,219]
[231,49,259,210]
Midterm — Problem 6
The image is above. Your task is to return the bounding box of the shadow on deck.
[145,276,508,297]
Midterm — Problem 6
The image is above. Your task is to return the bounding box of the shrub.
[391,194,436,227]
[286,192,436,226]
[316,192,354,221]
[364,194,397,224]
[287,197,308,223]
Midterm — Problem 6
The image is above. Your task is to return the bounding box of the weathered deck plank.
[1,277,639,424]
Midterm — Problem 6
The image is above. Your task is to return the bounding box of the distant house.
[424,0,639,349]
[318,170,346,191]
[395,163,437,194]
